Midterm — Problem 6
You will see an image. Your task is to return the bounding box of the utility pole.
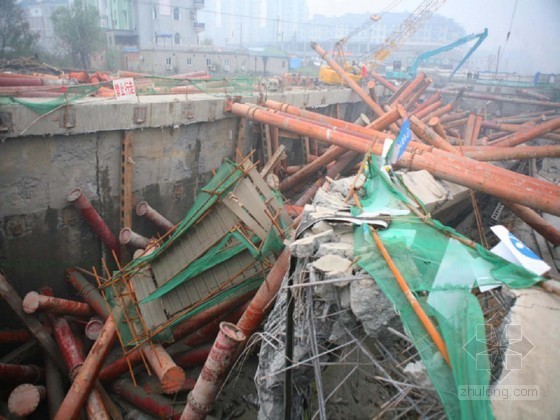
[240,23,243,48]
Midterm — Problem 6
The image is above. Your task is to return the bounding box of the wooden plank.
[222,194,268,240]
[120,131,134,258]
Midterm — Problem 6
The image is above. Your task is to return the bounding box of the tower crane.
[369,0,448,65]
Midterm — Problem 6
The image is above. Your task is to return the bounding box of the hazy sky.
[306,0,560,73]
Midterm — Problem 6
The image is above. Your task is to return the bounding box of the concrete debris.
[2,22,560,420]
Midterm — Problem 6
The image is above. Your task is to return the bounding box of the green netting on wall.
[105,159,287,346]
[0,85,100,115]
[353,157,543,419]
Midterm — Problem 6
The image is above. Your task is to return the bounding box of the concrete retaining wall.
[0,89,364,321]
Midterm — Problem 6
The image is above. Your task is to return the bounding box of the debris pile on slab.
[1,46,560,419]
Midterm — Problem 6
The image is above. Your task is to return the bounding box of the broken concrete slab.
[288,229,335,258]
[350,277,396,336]
[312,254,353,283]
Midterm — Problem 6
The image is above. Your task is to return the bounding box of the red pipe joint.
[136,201,175,232]
[67,188,120,258]
[8,384,46,417]
[181,322,246,420]
[119,227,150,249]
[23,291,94,318]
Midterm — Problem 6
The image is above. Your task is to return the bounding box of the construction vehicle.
[368,0,448,66]
[318,14,381,85]
[386,28,488,80]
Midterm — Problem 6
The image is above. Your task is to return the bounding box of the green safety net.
[0,85,100,115]
[353,157,543,419]
[106,159,287,345]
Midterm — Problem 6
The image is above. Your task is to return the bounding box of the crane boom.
[407,28,488,79]
[371,0,447,63]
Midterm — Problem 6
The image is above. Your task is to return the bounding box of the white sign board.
[490,225,550,276]
[113,78,136,100]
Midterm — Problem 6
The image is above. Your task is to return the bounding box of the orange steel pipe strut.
[54,310,119,420]
[232,102,560,216]
[311,42,386,119]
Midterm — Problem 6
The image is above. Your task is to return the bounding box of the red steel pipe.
[370,69,398,92]
[0,362,44,384]
[66,188,120,258]
[232,102,560,215]
[136,201,175,232]
[8,384,46,417]
[411,92,441,114]
[489,118,560,147]
[99,291,255,384]
[311,42,386,118]
[403,79,430,110]
[407,114,456,153]
[54,309,119,420]
[414,100,442,120]
[0,329,31,344]
[173,345,212,369]
[489,117,560,147]
[112,379,183,419]
[421,102,454,122]
[119,227,150,249]
[279,145,347,192]
[23,291,94,318]
[390,72,426,106]
[142,344,185,394]
[181,322,246,420]
[460,145,560,161]
[295,150,359,207]
[367,106,401,131]
[66,268,110,319]
[437,88,560,108]
[237,248,291,336]
[506,201,560,246]
[50,316,85,378]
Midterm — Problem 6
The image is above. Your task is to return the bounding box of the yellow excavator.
[319,14,381,85]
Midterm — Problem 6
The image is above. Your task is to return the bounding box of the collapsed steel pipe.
[136,201,175,232]
[99,291,255,384]
[50,316,86,378]
[173,345,212,369]
[421,102,454,122]
[85,317,104,340]
[66,188,120,258]
[8,384,46,417]
[436,88,560,108]
[23,291,94,318]
[0,362,44,384]
[181,322,246,420]
[311,42,386,119]
[506,202,560,246]
[142,344,186,394]
[295,150,359,207]
[369,69,398,92]
[0,329,31,344]
[489,117,560,147]
[119,227,150,249]
[0,273,67,372]
[54,309,119,420]
[391,72,427,106]
[279,146,347,192]
[66,268,110,319]
[411,92,441,114]
[232,102,560,216]
[461,145,560,161]
[112,379,183,419]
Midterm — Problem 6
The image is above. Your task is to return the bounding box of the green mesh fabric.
[353,157,542,419]
[105,159,286,346]
[0,85,100,114]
